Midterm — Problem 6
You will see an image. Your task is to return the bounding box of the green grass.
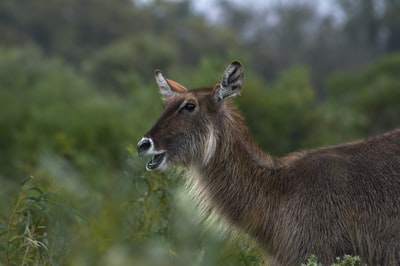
[0,177,66,265]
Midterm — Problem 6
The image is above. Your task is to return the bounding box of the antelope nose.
[137,137,152,156]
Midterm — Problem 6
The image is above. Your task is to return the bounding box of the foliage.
[0,177,53,265]
[302,255,322,266]
[327,52,400,135]
[237,65,317,155]
[302,254,361,266]
[332,255,361,266]
[0,177,80,265]
[84,34,180,95]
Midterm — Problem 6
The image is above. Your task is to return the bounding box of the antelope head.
[137,61,244,171]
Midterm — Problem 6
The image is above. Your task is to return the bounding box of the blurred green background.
[0,0,399,265]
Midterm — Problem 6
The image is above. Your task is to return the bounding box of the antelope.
[137,61,400,265]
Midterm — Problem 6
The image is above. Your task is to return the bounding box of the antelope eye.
[183,102,196,112]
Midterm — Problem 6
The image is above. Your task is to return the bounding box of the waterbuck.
[137,61,400,265]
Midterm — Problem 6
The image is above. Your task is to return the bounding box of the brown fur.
[138,62,400,265]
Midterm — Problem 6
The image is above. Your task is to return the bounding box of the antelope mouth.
[146,152,167,171]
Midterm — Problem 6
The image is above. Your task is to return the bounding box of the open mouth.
[146,152,167,171]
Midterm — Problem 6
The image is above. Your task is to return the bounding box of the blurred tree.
[148,0,239,66]
[84,34,179,95]
[0,45,139,180]
[237,65,316,155]
[327,52,400,135]
[216,1,355,98]
[0,0,151,62]
[337,0,400,53]
[381,0,400,52]
[338,0,381,51]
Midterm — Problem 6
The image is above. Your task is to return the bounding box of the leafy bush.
[327,52,400,135]
[302,254,361,266]
[0,177,81,265]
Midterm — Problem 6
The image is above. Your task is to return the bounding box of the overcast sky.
[135,0,342,24]
[192,0,340,23]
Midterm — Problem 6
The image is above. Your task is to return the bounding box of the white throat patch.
[203,126,217,165]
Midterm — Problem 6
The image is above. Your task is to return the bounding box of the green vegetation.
[1,177,58,265]
[0,0,399,265]
[302,255,361,266]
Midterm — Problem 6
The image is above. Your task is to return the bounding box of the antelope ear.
[154,70,188,100]
[212,61,244,103]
